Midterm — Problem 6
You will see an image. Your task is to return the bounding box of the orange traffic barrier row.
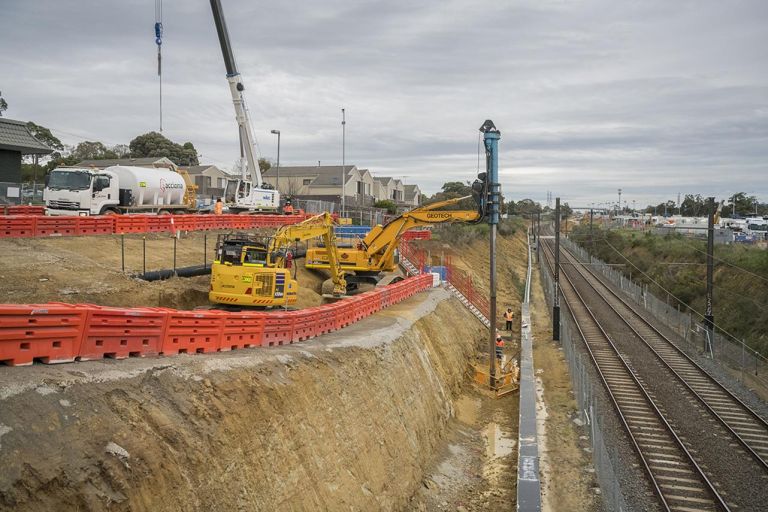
[0,213,314,239]
[0,274,434,367]
[1,205,46,216]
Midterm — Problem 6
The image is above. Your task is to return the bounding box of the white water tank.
[105,166,186,206]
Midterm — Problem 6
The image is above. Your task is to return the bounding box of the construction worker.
[495,335,505,367]
[283,201,294,215]
[214,198,223,215]
[504,307,514,331]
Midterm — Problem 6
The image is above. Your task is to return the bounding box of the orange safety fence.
[400,239,490,319]
[0,213,316,239]
[0,273,434,367]
[1,205,46,216]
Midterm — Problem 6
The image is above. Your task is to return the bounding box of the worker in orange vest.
[283,202,294,215]
[504,307,514,331]
[495,335,505,365]
[214,198,223,215]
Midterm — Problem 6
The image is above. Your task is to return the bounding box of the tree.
[129,132,199,166]
[71,141,117,161]
[258,158,271,173]
[374,199,397,214]
[0,91,7,117]
[25,122,64,159]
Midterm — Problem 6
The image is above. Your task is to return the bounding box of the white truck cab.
[44,168,119,216]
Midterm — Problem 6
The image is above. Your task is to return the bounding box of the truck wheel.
[158,209,171,215]
[100,208,119,216]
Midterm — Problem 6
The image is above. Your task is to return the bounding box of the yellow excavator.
[306,195,482,292]
[209,212,346,308]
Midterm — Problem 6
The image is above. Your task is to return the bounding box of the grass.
[569,225,768,356]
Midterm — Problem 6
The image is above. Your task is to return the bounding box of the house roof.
[373,176,393,184]
[263,165,358,186]
[404,184,421,200]
[0,118,54,155]
[76,157,176,168]
[185,164,216,174]
[262,165,355,178]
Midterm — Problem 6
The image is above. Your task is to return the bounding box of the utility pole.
[341,108,346,218]
[705,196,715,354]
[480,120,501,383]
[589,208,594,258]
[270,129,280,195]
[553,198,561,341]
[536,210,541,261]
[618,188,622,216]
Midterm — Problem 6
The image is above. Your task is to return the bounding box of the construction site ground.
[0,225,599,510]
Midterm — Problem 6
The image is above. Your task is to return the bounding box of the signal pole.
[553,198,561,341]
[589,208,594,258]
[705,196,715,355]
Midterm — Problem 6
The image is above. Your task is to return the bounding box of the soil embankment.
[0,288,484,511]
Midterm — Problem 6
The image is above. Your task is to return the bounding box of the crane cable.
[155,0,163,132]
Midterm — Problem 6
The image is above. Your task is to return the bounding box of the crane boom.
[209,0,278,213]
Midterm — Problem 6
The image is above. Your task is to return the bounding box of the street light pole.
[270,129,280,195]
[341,108,346,218]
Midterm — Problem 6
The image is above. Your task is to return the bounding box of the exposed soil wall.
[0,289,483,511]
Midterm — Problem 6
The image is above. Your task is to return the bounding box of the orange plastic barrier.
[114,216,149,234]
[306,305,336,336]
[401,230,432,241]
[76,216,113,236]
[79,306,167,360]
[0,216,36,237]
[2,205,46,216]
[0,303,88,366]
[287,309,317,342]
[34,216,78,236]
[221,311,265,350]
[146,215,173,233]
[262,313,294,346]
[161,309,224,355]
[0,274,433,367]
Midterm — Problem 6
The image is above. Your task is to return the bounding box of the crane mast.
[209,0,278,212]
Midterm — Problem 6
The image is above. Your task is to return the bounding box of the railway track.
[540,240,729,511]
[552,239,768,470]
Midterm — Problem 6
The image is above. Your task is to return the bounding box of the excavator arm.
[361,195,481,271]
[267,213,347,295]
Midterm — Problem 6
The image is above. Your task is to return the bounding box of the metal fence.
[561,236,768,388]
[0,182,45,205]
[540,249,629,511]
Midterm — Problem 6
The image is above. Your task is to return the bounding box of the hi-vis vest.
[504,310,514,321]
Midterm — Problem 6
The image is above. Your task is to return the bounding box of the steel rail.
[541,240,729,512]
[557,239,768,471]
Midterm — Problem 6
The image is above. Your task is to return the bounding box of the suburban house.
[262,165,376,207]
[178,164,236,200]
[372,177,405,204]
[76,157,177,171]
[404,184,422,207]
[0,118,52,184]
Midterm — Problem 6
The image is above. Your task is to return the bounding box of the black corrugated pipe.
[135,264,211,282]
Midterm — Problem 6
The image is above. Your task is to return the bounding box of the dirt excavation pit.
[0,231,328,310]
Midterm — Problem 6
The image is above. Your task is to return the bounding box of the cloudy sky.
[2,0,766,207]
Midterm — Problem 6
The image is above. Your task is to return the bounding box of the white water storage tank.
[105,165,186,206]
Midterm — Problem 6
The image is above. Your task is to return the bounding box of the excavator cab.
[210,234,297,308]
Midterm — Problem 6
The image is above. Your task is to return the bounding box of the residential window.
[303,179,312,186]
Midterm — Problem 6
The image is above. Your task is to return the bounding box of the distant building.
[373,177,405,203]
[75,156,177,171]
[403,184,422,207]
[179,164,237,199]
[0,118,52,183]
[262,165,376,207]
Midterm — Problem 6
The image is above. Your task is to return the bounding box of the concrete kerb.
[517,229,542,511]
